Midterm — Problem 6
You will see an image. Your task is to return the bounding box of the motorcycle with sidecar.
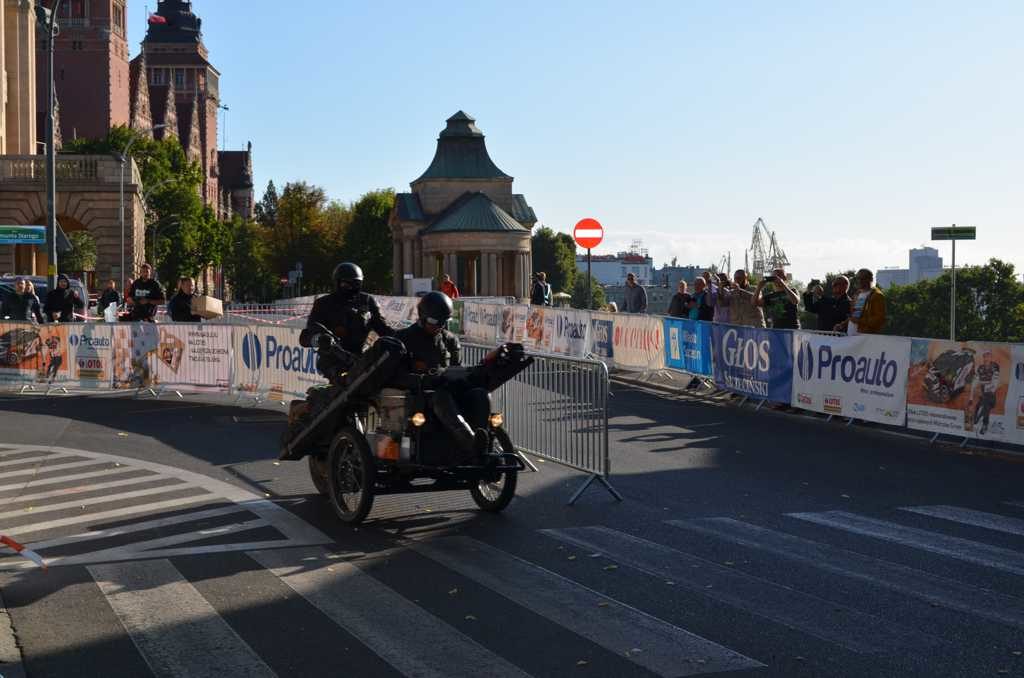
[279,326,533,525]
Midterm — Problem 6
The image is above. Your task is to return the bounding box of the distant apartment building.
[877,247,945,288]
[653,264,704,289]
[576,250,654,286]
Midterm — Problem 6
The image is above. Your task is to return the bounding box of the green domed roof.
[413,112,511,183]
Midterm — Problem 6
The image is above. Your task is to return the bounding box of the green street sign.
[0,225,45,245]
[931,226,976,241]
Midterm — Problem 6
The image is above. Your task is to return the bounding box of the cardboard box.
[192,295,223,319]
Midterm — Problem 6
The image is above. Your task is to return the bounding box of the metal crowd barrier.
[462,343,619,504]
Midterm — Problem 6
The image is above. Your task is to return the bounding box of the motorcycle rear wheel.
[470,428,518,513]
[327,427,375,524]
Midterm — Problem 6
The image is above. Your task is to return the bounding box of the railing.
[0,156,139,186]
[59,17,90,29]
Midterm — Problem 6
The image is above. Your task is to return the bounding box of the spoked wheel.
[308,453,329,495]
[470,428,518,513]
[327,427,375,524]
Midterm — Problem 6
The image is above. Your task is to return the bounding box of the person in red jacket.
[440,274,460,299]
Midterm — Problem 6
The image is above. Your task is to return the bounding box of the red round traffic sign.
[574,218,603,250]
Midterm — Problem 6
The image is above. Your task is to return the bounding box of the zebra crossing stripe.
[0,467,134,493]
[250,546,532,678]
[0,484,204,522]
[89,559,277,678]
[0,453,65,469]
[543,526,940,656]
[901,505,1024,537]
[6,474,178,504]
[0,459,112,481]
[789,511,1024,576]
[672,517,1024,629]
[414,536,763,676]
[2,495,216,540]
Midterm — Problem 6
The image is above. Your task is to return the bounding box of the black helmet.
[332,262,363,291]
[417,291,453,328]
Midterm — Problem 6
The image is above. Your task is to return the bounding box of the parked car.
[0,326,42,366]
[0,275,92,320]
[922,348,976,403]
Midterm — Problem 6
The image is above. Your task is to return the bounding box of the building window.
[175,69,185,88]
[113,3,126,37]
[151,69,166,86]
[60,0,87,19]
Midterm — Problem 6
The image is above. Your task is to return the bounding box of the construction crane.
[717,252,732,276]
[747,217,790,275]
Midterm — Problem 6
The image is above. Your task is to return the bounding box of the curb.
[0,588,26,678]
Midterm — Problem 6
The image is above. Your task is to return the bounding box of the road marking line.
[545,526,938,656]
[673,517,1024,630]
[250,546,532,678]
[0,484,206,522]
[5,474,181,504]
[0,453,64,469]
[414,536,763,676]
[0,459,112,481]
[89,559,277,678]
[3,495,216,539]
[789,511,1024,576]
[901,505,1024,537]
[0,468,149,494]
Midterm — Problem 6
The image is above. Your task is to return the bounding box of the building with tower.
[388,112,536,298]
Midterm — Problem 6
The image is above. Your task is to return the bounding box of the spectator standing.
[712,272,731,324]
[622,273,648,313]
[440,274,460,300]
[754,268,800,329]
[24,281,44,323]
[803,275,852,332]
[840,268,886,335]
[97,280,121,317]
[721,270,766,328]
[689,277,714,321]
[667,281,691,317]
[530,272,552,306]
[2,277,43,323]
[127,264,165,322]
[44,274,84,322]
[168,277,202,322]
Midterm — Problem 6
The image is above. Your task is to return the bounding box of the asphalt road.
[2,383,1024,678]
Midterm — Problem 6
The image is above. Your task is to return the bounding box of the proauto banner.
[545,309,591,358]
[905,339,1024,444]
[790,332,909,425]
[66,324,114,389]
[462,302,500,344]
[233,325,325,402]
[611,314,664,371]
[377,296,418,329]
[663,318,712,377]
[711,324,793,402]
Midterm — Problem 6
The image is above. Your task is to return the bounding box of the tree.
[532,226,577,293]
[261,181,328,290]
[254,180,279,229]
[224,216,274,301]
[571,274,606,310]
[341,189,395,294]
[60,231,97,275]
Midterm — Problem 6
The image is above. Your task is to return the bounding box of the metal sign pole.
[950,237,956,341]
[587,248,592,310]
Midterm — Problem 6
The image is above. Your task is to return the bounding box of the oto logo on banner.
[663,318,712,377]
[233,326,325,401]
[906,339,1024,443]
[67,325,113,388]
[711,324,793,401]
[611,314,664,370]
[791,332,909,425]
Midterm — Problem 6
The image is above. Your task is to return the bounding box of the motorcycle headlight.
[410,412,426,427]
[488,413,504,428]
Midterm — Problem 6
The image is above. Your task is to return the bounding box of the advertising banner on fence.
[906,339,1024,443]
[0,322,71,386]
[611,314,665,371]
[498,304,527,343]
[523,306,546,350]
[590,313,614,363]
[663,318,712,376]
[463,302,500,344]
[711,324,793,401]
[448,300,464,335]
[233,325,325,401]
[66,324,113,389]
[378,296,418,329]
[791,332,909,425]
[546,309,591,357]
[150,325,231,391]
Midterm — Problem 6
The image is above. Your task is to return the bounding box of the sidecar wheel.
[470,429,518,513]
[308,453,329,495]
[327,427,375,524]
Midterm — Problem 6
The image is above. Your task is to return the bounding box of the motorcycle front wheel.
[470,428,518,513]
[327,427,375,524]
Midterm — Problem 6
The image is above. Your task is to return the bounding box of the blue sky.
[131,1,1022,282]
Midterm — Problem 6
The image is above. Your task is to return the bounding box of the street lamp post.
[117,124,166,294]
[35,1,63,290]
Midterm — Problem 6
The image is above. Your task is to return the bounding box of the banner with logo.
[611,314,665,371]
[523,306,546,350]
[0,322,72,387]
[66,324,114,389]
[711,324,793,401]
[111,324,159,390]
[546,309,591,357]
[589,313,615,363]
[790,332,909,425]
[905,339,1024,443]
[148,325,231,391]
[462,302,500,344]
[233,325,325,401]
[377,296,418,329]
[498,304,528,343]
[663,318,712,376]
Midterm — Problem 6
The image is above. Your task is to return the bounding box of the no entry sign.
[574,218,603,250]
